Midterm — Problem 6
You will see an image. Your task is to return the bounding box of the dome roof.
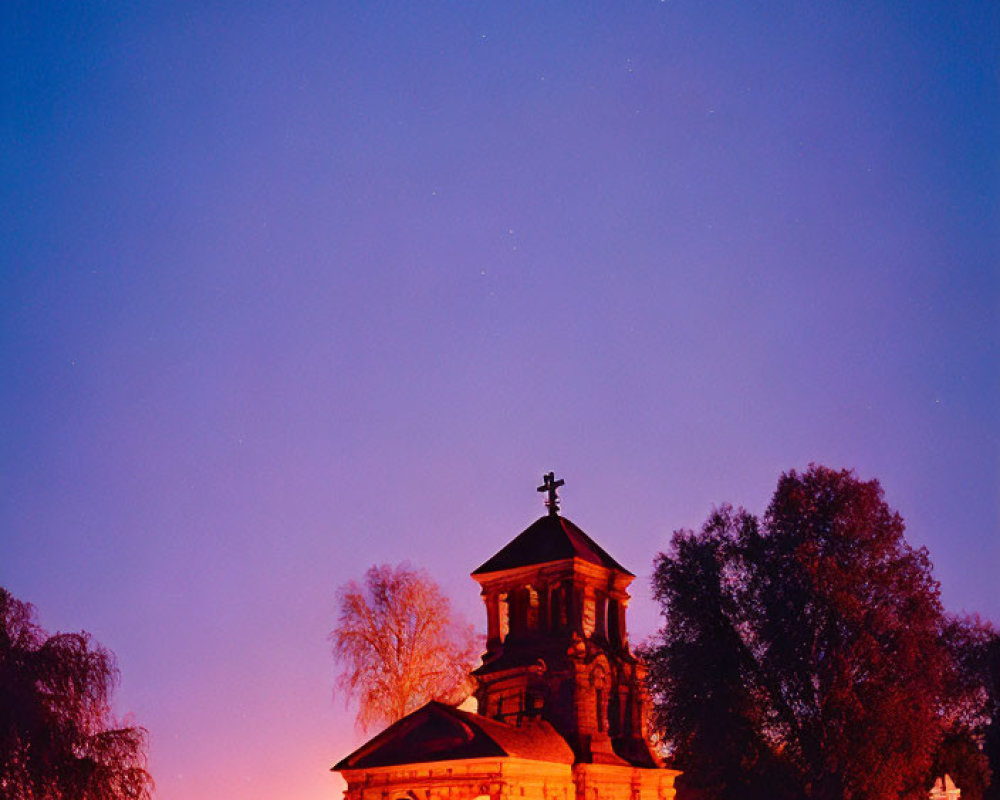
[333,701,574,770]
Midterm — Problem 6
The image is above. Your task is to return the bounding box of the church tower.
[334,474,678,800]
[470,473,660,768]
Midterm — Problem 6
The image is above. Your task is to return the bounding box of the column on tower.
[579,582,595,638]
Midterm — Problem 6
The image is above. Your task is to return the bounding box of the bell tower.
[470,474,661,768]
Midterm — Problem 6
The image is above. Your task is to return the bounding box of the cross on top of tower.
[537,471,565,516]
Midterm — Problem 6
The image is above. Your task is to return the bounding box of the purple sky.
[3,3,998,799]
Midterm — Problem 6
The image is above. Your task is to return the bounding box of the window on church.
[549,585,563,631]
[509,588,529,634]
[596,688,605,733]
[608,690,621,737]
[608,599,621,644]
[595,594,608,641]
[526,586,539,630]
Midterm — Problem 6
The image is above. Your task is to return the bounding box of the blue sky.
[3,3,998,798]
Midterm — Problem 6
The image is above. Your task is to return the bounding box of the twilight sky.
[2,3,998,799]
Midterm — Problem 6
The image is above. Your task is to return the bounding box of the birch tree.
[331,563,480,731]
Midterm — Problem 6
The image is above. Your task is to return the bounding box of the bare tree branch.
[330,563,481,732]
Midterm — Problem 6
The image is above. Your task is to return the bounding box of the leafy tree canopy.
[0,587,152,800]
[331,563,481,732]
[934,614,999,800]
[643,465,990,800]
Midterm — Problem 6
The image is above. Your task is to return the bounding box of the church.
[333,473,680,800]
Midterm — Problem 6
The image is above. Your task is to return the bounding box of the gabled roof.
[333,701,574,771]
[471,515,633,577]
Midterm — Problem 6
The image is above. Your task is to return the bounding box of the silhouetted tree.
[642,508,795,800]
[933,615,999,800]
[985,632,1000,800]
[0,587,152,800]
[645,466,951,800]
[331,563,480,731]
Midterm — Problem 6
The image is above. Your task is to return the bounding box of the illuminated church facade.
[334,474,680,800]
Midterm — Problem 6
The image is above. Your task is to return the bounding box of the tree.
[0,587,153,800]
[933,615,999,800]
[331,563,481,732]
[984,632,1000,800]
[643,508,796,800]
[644,466,952,800]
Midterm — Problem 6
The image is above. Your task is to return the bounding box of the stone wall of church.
[342,759,576,800]
[342,760,678,800]
[573,765,679,800]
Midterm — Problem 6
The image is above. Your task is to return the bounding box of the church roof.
[333,701,574,770]
[471,514,633,577]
